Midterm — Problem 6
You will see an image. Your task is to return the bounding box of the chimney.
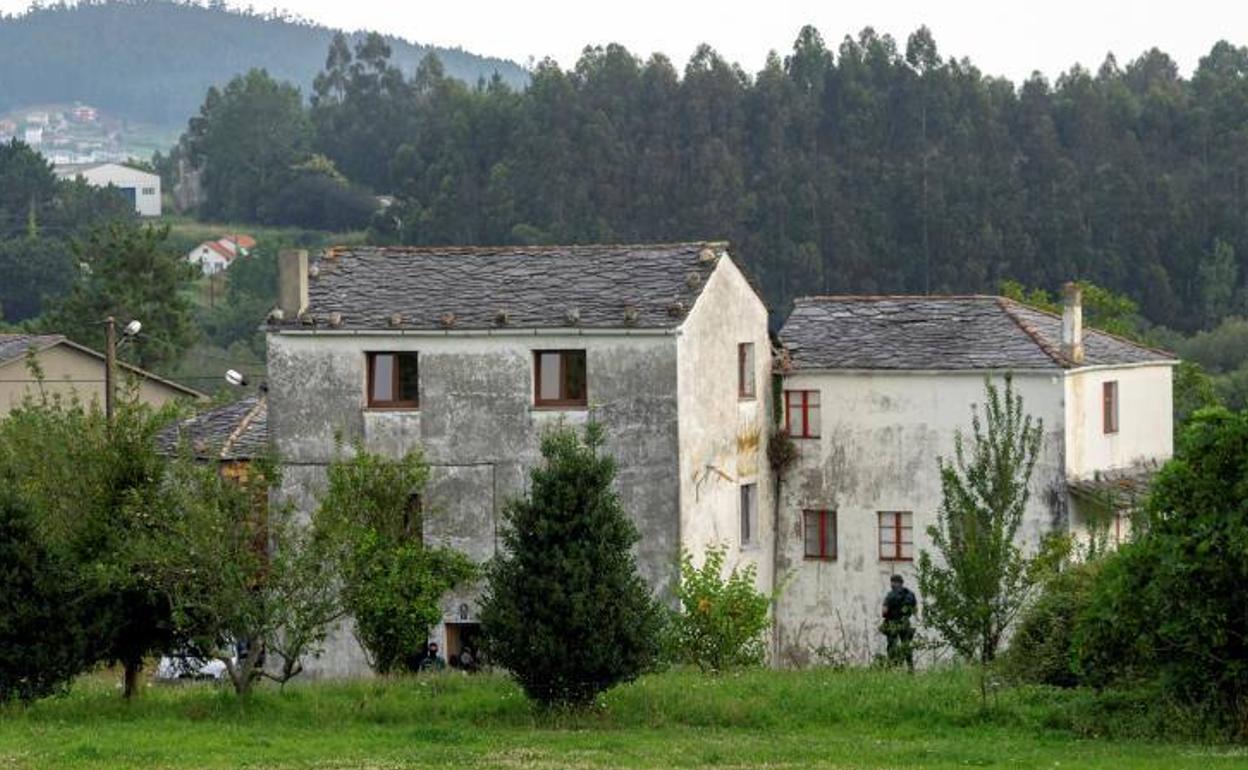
[1061,282,1084,364]
[278,249,309,319]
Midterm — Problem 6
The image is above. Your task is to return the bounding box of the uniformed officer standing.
[881,574,917,671]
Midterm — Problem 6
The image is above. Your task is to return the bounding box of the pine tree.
[917,374,1043,671]
[480,422,663,708]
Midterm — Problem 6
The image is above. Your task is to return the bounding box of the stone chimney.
[278,249,309,319]
[1061,282,1084,364]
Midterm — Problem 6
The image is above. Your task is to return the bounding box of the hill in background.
[0,0,529,129]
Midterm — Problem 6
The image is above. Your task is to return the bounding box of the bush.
[1072,407,1248,734]
[1000,561,1099,688]
[666,545,771,672]
[480,423,663,708]
[0,491,89,702]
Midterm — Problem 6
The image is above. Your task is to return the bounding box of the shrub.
[480,422,663,708]
[0,491,88,702]
[1000,561,1099,688]
[666,545,771,672]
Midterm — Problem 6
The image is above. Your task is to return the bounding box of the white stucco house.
[771,288,1177,666]
[53,161,161,216]
[266,243,775,676]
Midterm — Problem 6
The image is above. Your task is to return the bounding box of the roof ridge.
[996,297,1070,367]
[219,396,266,460]
[794,294,1001,304]
[322,240,730,256]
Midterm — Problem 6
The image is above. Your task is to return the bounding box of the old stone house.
[266,243,775,675]
[772,289,1176,665]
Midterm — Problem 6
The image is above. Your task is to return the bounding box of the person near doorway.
[419,641,446,672]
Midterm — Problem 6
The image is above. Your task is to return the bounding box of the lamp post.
[103,317,141,421]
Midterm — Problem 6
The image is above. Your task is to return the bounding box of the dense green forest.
[176,25,1248,335]
[0,0,527,126]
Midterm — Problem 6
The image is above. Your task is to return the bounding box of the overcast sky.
[4,0,1243,82]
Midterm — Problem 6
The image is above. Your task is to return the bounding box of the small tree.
[918,374,1043,672]
[140,455,343,695]
[315,447,475,674]
[480,422,663,708]
[667,545,773,671]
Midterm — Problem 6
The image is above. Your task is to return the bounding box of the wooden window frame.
[740,483,757,546]
[784,389,821,438]
[533,350,588,409]
[1103,380,1119,435]
[738,342,756,400]
[366,352,419,409]
[803,509,837,560]
[878,511,914,562]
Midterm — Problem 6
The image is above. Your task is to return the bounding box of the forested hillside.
[182,25,1248,334]
[0,0,527,126]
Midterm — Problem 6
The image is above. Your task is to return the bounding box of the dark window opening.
[1103,380,1119,434]
[367,352,419,408]
[738,343,756,399]
[878,511,913,561]
[534,350,588,408]
[785,390,821,438]
[803,509,836,560]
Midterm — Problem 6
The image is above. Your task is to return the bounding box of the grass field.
[0,668,1243,769]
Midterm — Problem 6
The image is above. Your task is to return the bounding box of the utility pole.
[104,315,116,422]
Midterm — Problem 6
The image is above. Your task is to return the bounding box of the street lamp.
[224,369,247,388]
[104,316,141,421]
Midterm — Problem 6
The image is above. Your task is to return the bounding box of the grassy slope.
[0,669,1242,769]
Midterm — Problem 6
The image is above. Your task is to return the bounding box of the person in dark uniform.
[881,574,917,671]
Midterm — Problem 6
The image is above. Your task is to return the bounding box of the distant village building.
[186,234,256,275]
[266,243,773,676]
[257,243,1176,675]
[71,104,98,122]
[53,162,161,216]
[0,334,204,416]
[24,111,49,126]
[23,126,42,146]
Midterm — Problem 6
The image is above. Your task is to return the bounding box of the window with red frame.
[738,342,756,399]
[803,509,836,560]
[1103,380,1119,434]
[785,390,821,438]
[878,511,913,561]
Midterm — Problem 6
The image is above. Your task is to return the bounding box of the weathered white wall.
[268,329,684,677]
[773,370,1067,667]
[1063,364,1174,480]
[676,256,776,604]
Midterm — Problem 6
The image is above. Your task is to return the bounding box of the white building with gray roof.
[772,286,1176,666]
[266,243,775,676]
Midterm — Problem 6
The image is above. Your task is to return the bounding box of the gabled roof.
[156,395,267,461]
[0,333,206,398]
[270,242,732,332]
[779,295,1177,371]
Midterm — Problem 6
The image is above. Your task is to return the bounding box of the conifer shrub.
[480,422,663,708]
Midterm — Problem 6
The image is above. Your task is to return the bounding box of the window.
[367,352,419,408]
[1103,380,1119,434]
[803,509,836,560]
[740,483,757,546]
[784,390,821,438]
[738,343,756,399]
[878,511,913,561]
[141,186,156,195]
[534,350,587,408]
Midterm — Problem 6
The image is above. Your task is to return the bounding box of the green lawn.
[0,668,1242,769]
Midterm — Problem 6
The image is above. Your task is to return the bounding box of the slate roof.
[779,296,1177,371]
[156,395,267,461]
[270,242,733,331]
[0,334,64,366]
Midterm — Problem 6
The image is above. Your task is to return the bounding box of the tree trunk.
[122,659,142,700]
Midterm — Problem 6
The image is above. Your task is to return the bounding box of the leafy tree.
[666,545,772,672]
[140,454,343,695]
[0,384,179,699]
[917,374,1044,671]
[1076,407,1248,732]
[480,423,663,708]
[0,487,90,703]
[45,221,198,371]
[315,447,475,674]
